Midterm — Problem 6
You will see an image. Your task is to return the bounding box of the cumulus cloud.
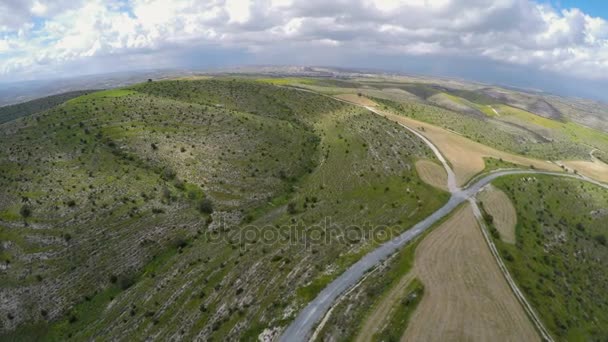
[1,0,608,82]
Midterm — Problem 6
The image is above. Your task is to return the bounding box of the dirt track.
[402,204,539,342]
[477,185,517,244]
[415,160,448,191]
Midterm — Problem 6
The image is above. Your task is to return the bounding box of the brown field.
[381,112,561,185]
[562,159,608,183]
[334,93,378,107]
[415,159,448,191]
[477,185,517,244]
[402,204,539,342]
[355,273,415,342]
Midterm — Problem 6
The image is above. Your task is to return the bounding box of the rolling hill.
[0,72,607,341]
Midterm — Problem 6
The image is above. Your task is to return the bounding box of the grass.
[371,278,424,342]
[493,175,608,341]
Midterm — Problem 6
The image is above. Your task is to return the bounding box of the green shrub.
[197,198,214,214]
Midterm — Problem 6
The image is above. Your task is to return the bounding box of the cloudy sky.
[1,0,608,100]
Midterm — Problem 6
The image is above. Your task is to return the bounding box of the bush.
[19,204,32,218]
[287,202,297,215]
[595,234,607,246]
[119,274,136,290]
[161,167,176,181]
[489,226,501,239]
[482,212,494,224]
[197,198,214,214]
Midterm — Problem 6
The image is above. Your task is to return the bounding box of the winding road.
[279,94,608,342]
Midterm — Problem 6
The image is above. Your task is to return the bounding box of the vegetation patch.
[493,175,608,340]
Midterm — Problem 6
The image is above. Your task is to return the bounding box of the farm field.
[562,159,608,183]
[415,160,448,191]
[477,185,517,244]
[402,203,538,342]
[380,111,561,185]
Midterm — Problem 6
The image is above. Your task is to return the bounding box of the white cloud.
[1,0,608,82]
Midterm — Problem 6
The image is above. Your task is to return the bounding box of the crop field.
[314,203,539,342]
[562,159,608,183]
[477,185,517,244]
[380,110,561,185]
[0,79,451,340]
[414,160,448,191]
[493,175,608,340]
[402,203,538,341]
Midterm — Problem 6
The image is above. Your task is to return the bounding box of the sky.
[1,0,608,100]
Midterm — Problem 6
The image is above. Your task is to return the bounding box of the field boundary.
[469,198,554,342]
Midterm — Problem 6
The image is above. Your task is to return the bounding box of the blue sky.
[551,0,608,18]
[2,0,608,101]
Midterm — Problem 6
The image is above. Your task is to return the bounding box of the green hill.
[0,79,448,340]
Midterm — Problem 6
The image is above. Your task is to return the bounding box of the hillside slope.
[0,79,448,340]
[0,91,95,125]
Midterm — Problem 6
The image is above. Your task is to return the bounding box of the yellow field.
[381,112,561,185]
[477,185,517,244]
[415,160,448,191]
[402,204,539,341]
[562,159,608,183]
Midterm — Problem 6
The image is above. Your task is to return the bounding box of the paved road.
[279,100,608,341]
